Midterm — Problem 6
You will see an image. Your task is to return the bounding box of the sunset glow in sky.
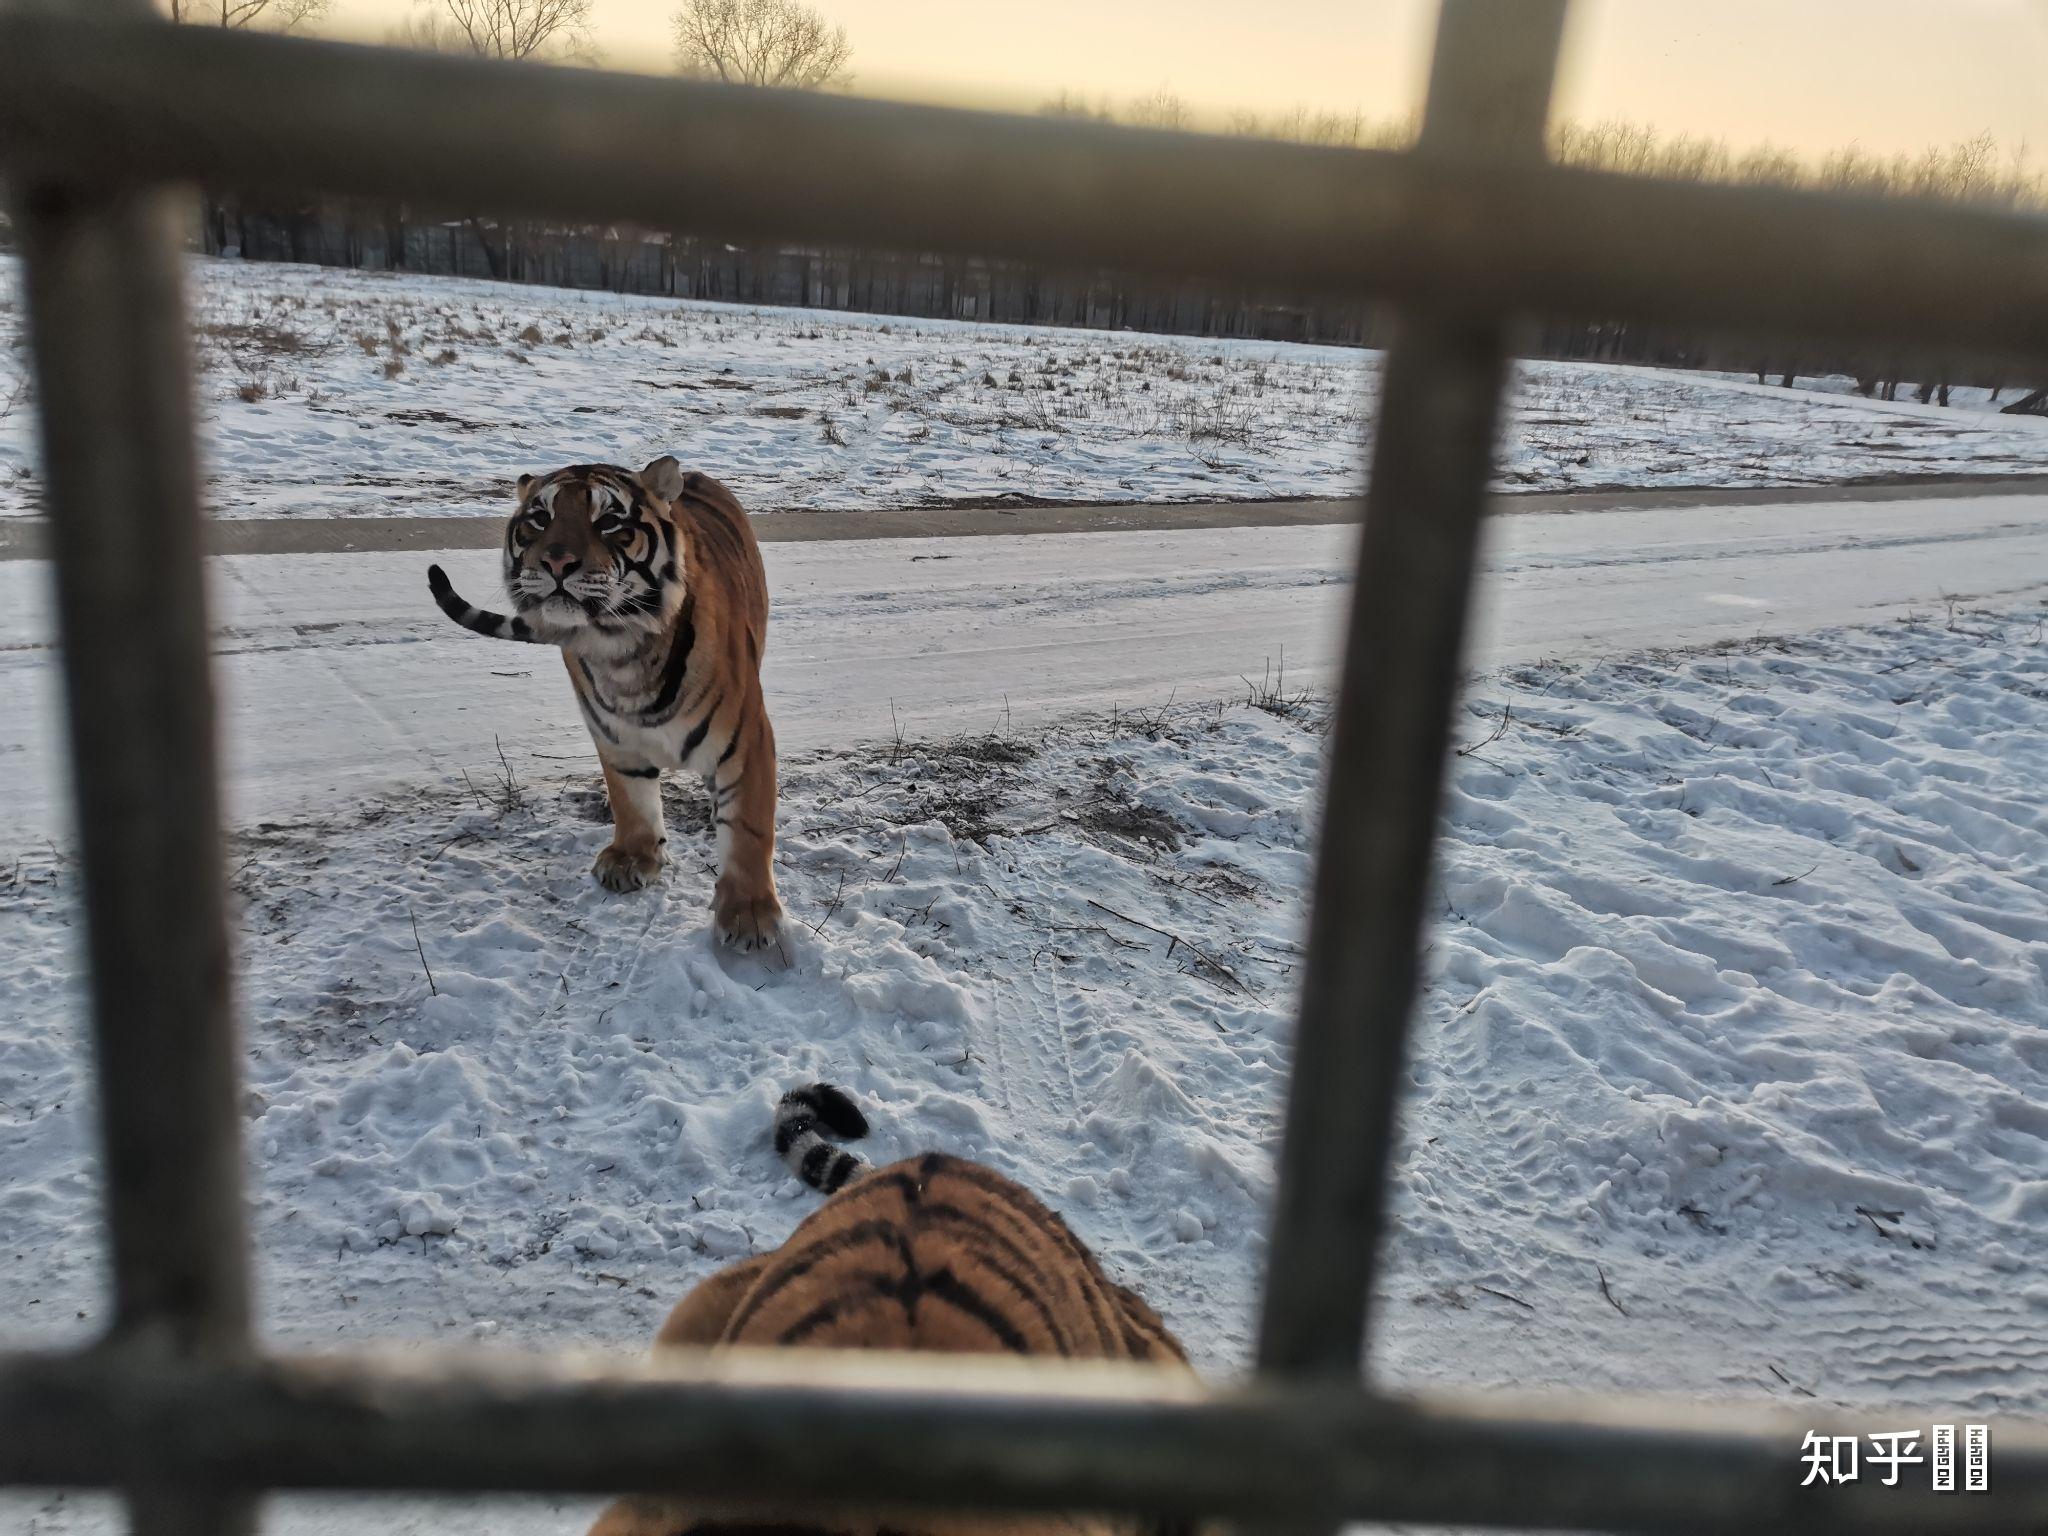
[319,0,2048,161]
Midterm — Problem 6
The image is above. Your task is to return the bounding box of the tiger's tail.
[774,1083,871,1194]
[427,564,549,645]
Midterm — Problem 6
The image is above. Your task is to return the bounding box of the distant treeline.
[191,200,1386,346]
[1547,122,2041,211]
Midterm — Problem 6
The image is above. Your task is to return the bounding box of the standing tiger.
[426,457,781,950]
[587,1084,1196,1536]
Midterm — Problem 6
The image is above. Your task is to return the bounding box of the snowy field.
[10,595,2048,1535]
[7,254,2048,1535]
[4,256,2048,519]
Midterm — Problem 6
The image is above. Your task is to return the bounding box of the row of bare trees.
[1548,121,2043,210]
[165,0,328,31]
[165,0,853,78]
[1545,123,2042,405]
[1059,92,2042,402]
[377,0,854,81]
[1044,89,2047,214]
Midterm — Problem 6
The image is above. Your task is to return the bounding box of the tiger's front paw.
[593,842,665,893]
[713,882,783,952]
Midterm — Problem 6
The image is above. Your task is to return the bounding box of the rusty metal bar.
[1256,0,1568,1382]
[1,14,2047,366]
[0,1348,2043,1533]
[11,168,255,1536]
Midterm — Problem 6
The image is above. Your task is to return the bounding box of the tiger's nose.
[539,547,581,579]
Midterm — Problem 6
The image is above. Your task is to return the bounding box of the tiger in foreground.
[587,1083,1195,1536]
[426,457,781,950]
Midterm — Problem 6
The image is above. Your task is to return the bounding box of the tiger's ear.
[516,473,536,499]
[639,455,685,503]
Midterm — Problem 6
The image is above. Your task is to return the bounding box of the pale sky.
[320,0,2048,161]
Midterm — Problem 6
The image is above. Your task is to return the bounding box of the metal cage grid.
[2,0,2047,1531]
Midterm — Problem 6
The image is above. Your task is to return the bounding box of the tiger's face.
[504,457,686,645]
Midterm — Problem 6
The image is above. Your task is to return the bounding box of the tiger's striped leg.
[710,715,783,951]
[594,755,667,893]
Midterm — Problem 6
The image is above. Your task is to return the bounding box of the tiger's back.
[688,1153,1186,1363]
[589,1150,1192,1536]
[664,470,769,665]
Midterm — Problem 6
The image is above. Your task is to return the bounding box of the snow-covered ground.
[10,593,2048,1536]
[7,250,2048,1534]
[4,257,2048,519]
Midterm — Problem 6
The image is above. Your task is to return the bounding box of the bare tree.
[1550,118,1669,177]
[1125,87,1190,131]
[1226,104,1406,150]
[671,0,852,89]
[167,0,328,30]
[1039,88,1114,122]
[422,0,596,62]
[385,11,469,51]
[1731,142,1802,186]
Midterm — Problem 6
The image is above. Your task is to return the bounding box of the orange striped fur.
[588,1124,1194,1536]
[427,458,781,948]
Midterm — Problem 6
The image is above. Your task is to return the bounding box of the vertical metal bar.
[13,173,256,1536]
[1256,0,1570,1380]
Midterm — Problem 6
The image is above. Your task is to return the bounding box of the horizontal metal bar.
[3,16,2048,366]
[0,1349,2042,1533]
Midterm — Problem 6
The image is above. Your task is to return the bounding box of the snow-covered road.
[5,489,2048,837]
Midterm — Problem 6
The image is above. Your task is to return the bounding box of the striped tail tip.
[427,563,543,644]
[427,563,472,625]
[775,1083,871,1194]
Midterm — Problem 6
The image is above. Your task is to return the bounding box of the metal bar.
[1256,0,1567,1381]
[0,1349,2043,1533]
[12,170,254,1536]
[2,16,2048,365]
